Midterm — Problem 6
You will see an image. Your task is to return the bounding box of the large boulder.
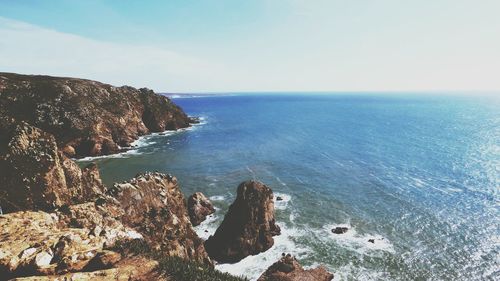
[108,172,211,265]
[187,192,215,226]
[258,254,334,281]
[0,121,105,213]
[204,180,281,263]
[0,72,194,158]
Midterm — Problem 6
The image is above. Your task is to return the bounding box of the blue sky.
[1,0,499,92]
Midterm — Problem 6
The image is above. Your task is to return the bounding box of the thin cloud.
[0,17,227,92]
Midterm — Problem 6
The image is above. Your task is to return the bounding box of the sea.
[78,93,499,281]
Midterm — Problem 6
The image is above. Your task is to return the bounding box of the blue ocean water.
[80,94,500,280]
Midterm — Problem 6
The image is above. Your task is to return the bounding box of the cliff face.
[0,115,211,279]
[0,121,105,213]
[0,72,192,158]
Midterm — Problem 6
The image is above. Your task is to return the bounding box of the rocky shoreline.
[0,73,334,281]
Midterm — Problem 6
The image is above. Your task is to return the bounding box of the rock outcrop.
[187,192,215,226]
[9,256,165,281]
[108,172,211,265]
[0,171,213,279]
[0,202,142,279]
[0,72,193,158]
[258,254,334,281]
[204,180,281,263]
[0,121,105,213]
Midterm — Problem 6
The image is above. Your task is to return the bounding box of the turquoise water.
[80,94,499,280]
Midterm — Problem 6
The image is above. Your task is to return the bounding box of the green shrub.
[111,239,248,281]
[158,256,248,281]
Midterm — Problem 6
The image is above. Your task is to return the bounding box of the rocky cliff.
[109,173,211,265]
[0,115,211,279]
[0,121,105,213]
[0,73,334,280]
[0,72,193,158]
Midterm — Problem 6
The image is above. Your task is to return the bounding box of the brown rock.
[0,72,194,158]
[9,256,165,281]
[0,203,142,279]
[84,250,122,271]
[187,192,215,226]
[0,122,105,213]
[109,172,211,265]
[204,180,281,263]
[258,254,334,281]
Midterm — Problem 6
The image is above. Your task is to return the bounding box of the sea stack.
[204,180,281,263]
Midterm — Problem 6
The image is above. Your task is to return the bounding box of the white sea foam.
[273,193,291,210]
[194,213,219,240]
[321,224,395,255]
[215,224,309,281]
[209,195,226,201]
[199,191,309,280]
[75,117,207,162]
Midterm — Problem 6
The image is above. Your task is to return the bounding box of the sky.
[1,0,499,93]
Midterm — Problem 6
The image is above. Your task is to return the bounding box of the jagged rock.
[9,256,165,281]
[332,226,348,234]
[109,172,211,265]
[204,180,281,263]
[0,122,105,213]
[276,196,284,201]
[258,254,334,281]
[368,239,375,243]
[0,203,142,279]
[187,192,215,226]
[0,72,194,158]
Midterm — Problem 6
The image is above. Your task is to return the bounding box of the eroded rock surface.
[205,180,281,263]
[9,256,164,281]
[109,172,211,265]
[0,72,193,158]
[258,254,334,281]
[187,192,215,226]
[0,121,105,213]
[0,203,142,280]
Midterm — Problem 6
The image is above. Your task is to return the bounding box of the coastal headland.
[0,73,333,281]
